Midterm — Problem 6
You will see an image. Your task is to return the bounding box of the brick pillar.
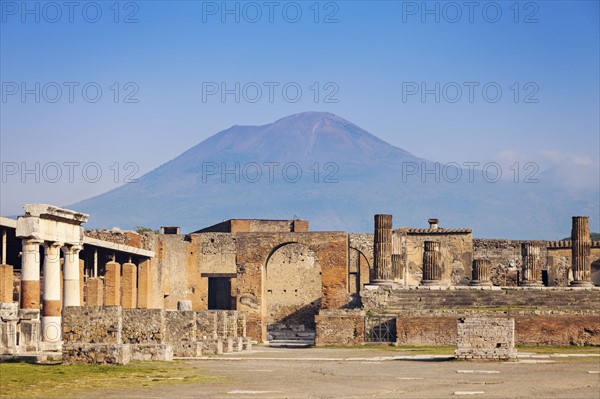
[0,264,14,302]
[103,261,121,306]
[137,258,153,308]
[121,263,137,308]
[421,241,442,286]
[79,259,85,306]
[520,243,542,286]
[470,259,492,286]
[86,277,103,306]
[570,216,593,287]
[373,214,393,284]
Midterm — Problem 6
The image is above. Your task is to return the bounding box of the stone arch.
[264,242,322,333]
[348,247,371,294]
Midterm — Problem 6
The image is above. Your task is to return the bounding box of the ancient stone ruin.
[0,205,599,364]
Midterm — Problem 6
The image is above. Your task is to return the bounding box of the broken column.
[520,243,542,287]
[121,263,137,309]
[373,214,393,284]
[469,259,492,286]
[421,241,442,286]
[570,216,593,287]
[42,241,63,342]
[62,245,82,308]
[104,261,121,306]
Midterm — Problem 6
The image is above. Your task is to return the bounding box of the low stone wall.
[455,317,517,360]
[62,307,249,364]
[315,310,365,346]
[395,311,600,346]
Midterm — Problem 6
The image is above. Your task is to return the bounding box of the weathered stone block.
[315,310,365,346]
[62,343,131,365]
[455,317,516,361]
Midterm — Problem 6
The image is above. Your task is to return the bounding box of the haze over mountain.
[69,112,598,239]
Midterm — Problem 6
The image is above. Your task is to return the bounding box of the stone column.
[520,243,542,286]
[571,216,593,287]
[137,259,152,308]
[21,239,42,310]
[373,214,393,284]
[104,261,121,306]
[421,241,442,286]
[470,259,492,286]
[42,241,63,342]
[121,262,137,309]
[62,245,82,308]
[1,228,7,264]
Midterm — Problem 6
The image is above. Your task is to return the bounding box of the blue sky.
[1,0,599,224]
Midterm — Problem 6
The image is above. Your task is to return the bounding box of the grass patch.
[0,361,223,399]
[516,345,600,354]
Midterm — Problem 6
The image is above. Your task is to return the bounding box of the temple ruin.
[0,205,599,363]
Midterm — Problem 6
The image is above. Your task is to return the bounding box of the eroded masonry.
[0,205,599,363]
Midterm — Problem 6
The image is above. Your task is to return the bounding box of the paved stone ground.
[81,347,600,399]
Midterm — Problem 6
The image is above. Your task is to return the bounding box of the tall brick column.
[103,261,121,306]
[373,214,393,284]
[570,216,593,287]
[469,259,492,286]
[0,264,14,302]
[121,262,137,308]
[137,259,153,308]
[86,277,104,306]
[520,243,542,287]
[421,241,442,286]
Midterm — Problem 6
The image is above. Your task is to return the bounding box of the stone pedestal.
[470,259,492,286]
[177,300,192,311]
[373,214,393,284]
[570,216,593,287]
[521,243,542,287]
[421,241,442,286]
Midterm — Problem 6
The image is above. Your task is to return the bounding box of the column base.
[42,316,62,343]
[569,280,594,287]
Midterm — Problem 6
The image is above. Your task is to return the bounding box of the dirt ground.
[78,347,600,399]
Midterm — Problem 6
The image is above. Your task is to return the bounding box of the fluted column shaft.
[470,259,492,286]
[571,216,592,287]
[373,214,393,284]
[421,241,442,285]
[521,243,542,286]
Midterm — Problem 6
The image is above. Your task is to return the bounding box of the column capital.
[44,241,64,249]
[22,238,44,246]
[61,244,83,255]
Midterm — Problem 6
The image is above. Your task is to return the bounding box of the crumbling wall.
[402,230,472,286]
[455,317,517,360]
[315,309,365,346]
